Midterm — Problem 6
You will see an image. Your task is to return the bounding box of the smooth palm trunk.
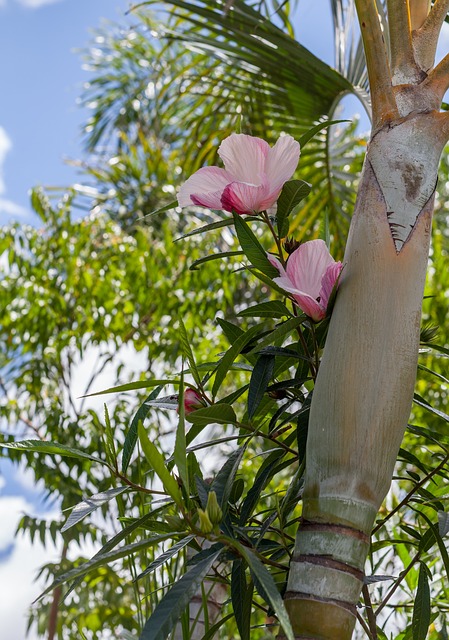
[281,113,445,639]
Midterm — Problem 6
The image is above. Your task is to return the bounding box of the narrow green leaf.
[438,511,449,537]
[189,250,244,270]
[247,316,305,355]
[138,423,183,508]
[122,386,163,474]
[174,372,189,492]
[276,180,311,237]
[238,547,294,640]
[139,549,222,640]
[232,212,278,277]
[1,440,107,465]
[186,403,237,428]
[248,354,275,419]
[174,218,233,241]
[143,200,178,218]
[238,301,292,319]
[212,324,262,397]
[134,535,195,582]
[40,533,179,601]
[178,317,202,389]
[61,486,128,533]
[412,563,431,640]
[103,404,117,468]
[84,379,180,398]
[231,560,253,640]
[212,447,245,510]
[298,119,349,148]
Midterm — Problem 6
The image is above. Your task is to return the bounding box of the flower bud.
[283,237,301,255]
[197,508,214,534]
[206,490,223,525]
[180,388,206,415]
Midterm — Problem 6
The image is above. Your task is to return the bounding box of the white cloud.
[0,197,28,217]
[0,127,12,194]
[17,0,62,7]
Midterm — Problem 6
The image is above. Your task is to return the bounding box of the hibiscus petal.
[264,134,301,195]
[286,239,335,299]
[267,253,287,278]
[292,293,326,322]
[319,261,343,309]
[177,166,233,208]
[218,134,269,185]
[221,181,268,215]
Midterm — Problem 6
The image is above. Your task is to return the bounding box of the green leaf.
[238,301,292,319]
[298,119,349,148]
[138,423,183,508]
[247,354,275,419]
[103,404,117,468]
[212,447,245,510]
[232,212,278,278]
[139,548,222,640]
[174,218,233,241]
[178,317,202,389]
[134,535,195,582]
[412,563,431,640]
[1,440,108,465]
[231,559,253,640]
[143,200,178,218]
[84,379,180,398]
[238,546,294,640]
[438,511,449,537]
[174,373,189,492]
[212,324,262,397]
[276,180,311,237]
[122,386,163,474]
[189,250,244,270]
[247,316,305,355]
[40,533,179,600]
[186,403,237,427]
[61,486,128,533]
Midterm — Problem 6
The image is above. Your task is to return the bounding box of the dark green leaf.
[139,549,222,640]
[134,535,195,582]
[178,317,202,389]
[412,563,431,640]
[247,316,305,355]
[438,511,449,537]
[190,250,244,270]
[248,354,275,420]
[276,180,311,237]
[186,403,237,427]
[212,447,245,510]
[212,324,262,397]
[231,560,253,640]
[232,212,278,277]
[238,546,294,640]
[238,301,292,319]
[122,386,162,474]
[174,217,233,241]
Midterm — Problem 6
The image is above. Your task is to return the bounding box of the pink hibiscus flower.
[177,133,300,215]
[268,239,343,322]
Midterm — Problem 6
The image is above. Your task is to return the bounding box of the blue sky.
[0,0,130,225]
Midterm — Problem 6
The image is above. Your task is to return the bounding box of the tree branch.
[413,0,449,71]
[387,0,422,83]
[355,0,398,128]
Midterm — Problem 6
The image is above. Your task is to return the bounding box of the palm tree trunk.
[278,0,449,635]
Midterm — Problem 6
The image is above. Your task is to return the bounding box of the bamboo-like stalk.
[279,2,449,638]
